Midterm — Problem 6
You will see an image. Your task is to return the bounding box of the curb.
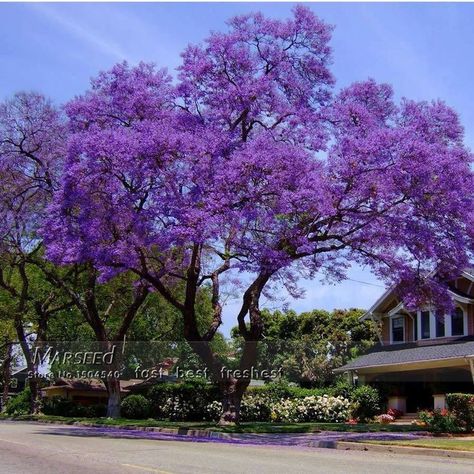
[314,440,474,460]
[1,417,232,439]
[75,422,233,439]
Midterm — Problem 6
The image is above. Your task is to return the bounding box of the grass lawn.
[0,414,425,434]
[363,438,474,452]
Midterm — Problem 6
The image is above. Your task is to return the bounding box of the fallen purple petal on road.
[33,424,427,448]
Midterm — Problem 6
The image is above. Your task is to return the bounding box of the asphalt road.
[1,421,474,474]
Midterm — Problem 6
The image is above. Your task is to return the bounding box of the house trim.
[360,269,474,323]
[334,355,473,374]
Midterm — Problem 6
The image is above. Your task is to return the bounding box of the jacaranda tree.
[0,93,150,418]
[44,6,473,423]
[0,92,68,412]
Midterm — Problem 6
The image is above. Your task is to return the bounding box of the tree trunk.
[104,343,123,418]
[1,341,12,411]
[28,377,41,415]
[218,340,259,425]
[218,378,247,425]
[14,318,41,414]
[105,377,122,418]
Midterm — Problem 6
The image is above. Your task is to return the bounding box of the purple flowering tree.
[44,7,473,423]
[0,92,68,412]
[0,92,149,417]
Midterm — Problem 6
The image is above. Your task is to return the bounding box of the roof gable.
[361,267,474,321]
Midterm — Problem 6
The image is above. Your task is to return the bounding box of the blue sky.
[1,2,473,332]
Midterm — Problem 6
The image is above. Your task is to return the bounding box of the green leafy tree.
[231,308,378,388]
[0,319,16,410]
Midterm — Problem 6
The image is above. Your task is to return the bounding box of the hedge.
[205,394,350,423]
[121,395,151,419]
[446,393,474,432]
[147,379,219,421]
[42,396,106,418]
[140,380,377,423]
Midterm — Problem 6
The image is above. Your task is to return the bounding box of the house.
[0,367,29,408]
[40,359,180,404]
[40,378,143,405]
[335,269,474,413]
[126,358,179,395]
[8,367,29,394]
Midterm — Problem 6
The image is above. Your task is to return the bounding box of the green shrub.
[121,395,151,419]
[241,394,273,421]
[42,397,106,418]
[446,393,474,432]
[350,385,381,422]
[147,380,219,421]
[248,381,294,400]
[418,409,462,433]
[332,379,355,399]
[248,381,337,401]
[4,387,31,415]
[88,403,107,417]
[42,397,76,416]
[205,395,350,423]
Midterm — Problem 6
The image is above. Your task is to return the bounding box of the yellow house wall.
[42,388,108,402]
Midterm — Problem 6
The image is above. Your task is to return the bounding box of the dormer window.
[435,316,445,338]
[391,316,405,343]
[451,307,465,336]
[421,311,430,339]
[416,307,467,340]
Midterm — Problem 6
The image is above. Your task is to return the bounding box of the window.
[421,311,430,339]
[391,317,405,343]
[416,308,465,340]
[451,308,464,336]
[435,316,445,338]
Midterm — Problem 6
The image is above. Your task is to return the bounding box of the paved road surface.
[1,421,473,474]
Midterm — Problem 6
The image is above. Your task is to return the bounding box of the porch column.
[433,394,446,410]
[388,395,407,413]
[346,370,359,386]
[468,357,474,384]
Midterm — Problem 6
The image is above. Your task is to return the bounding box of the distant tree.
[231,308,378,387]
[0,92,70,412]
[0,320,16,410]
[46,284,227,382]
[0,92,151,417]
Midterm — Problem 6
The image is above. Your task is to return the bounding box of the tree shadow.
[32,425,425,448]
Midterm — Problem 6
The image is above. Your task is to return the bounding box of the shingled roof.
[41,378,142,393]
[334,336,474,372]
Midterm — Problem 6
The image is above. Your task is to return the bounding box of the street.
[0,421,473,474]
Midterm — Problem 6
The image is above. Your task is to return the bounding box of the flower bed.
[205,394,350,423]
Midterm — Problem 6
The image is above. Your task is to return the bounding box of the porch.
[335,338,474,413]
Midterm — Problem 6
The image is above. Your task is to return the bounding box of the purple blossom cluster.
[39,7,472,314]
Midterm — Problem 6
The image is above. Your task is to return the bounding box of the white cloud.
[30,4,128,61]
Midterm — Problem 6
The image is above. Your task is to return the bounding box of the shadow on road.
[31,424,426,449]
